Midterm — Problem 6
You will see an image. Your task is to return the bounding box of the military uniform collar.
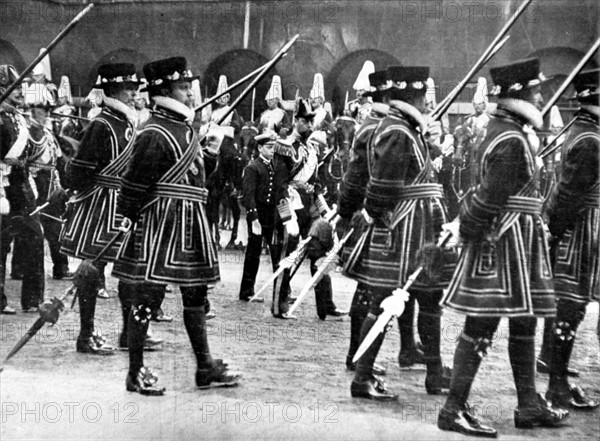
[103,96,138,124]
[388,100,427,133]
[152,96,195,123]
[496,98,543,129]
[259,154,272,166]
[371,102,389,118]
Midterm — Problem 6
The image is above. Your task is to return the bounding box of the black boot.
[350,315,397,401]
[546,320,599,410]
[537,318,580,377]
[398,296,425,368]
[419,310,451,395]
[183,307,241,389]
[439,334,495,437]
[76,277,115,356]
[509,333,539,410]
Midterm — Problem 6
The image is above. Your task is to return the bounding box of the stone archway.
[0,40,26,72]
[203,49,277,122]
[325,49,400,116]
[86,48,150,95]
[526,46,599,112]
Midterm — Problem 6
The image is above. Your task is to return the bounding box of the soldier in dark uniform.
[0,64,45,314]
[543,68,599,411]
[239,133,277,301]
[113,57,241,395]
[438,59,569,437]
[339,69,391,376]
[342,66,454,401]
[60,63,162,355]
[272,99,346,320]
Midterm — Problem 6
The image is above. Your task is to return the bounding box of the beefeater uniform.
[544,69,600,411]
[438,59,567,438]
[113,57,239,395]
[0,65,44,313]
[60,63,142,355]
[346,66,454,401]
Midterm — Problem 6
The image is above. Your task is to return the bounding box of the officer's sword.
[352,229,454,363]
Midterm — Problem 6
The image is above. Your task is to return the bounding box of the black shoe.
[119,333,163,350]
[425,365,452,395]
[53,271,74,280]
[196,363,241,389]
[327,308,348,317]
[346,361,387,377]
[22,306,39,313]
[206,311,216,320]
[537,358,579,377]
[514,393,570,429]
[350,376,398,401]
[398,346,426,368]
[152,310,173,322]
[76,336,116,355]
[126,367,166,396]
[546,384,600,410]
[97,288,110,299]
[1,306,17,315]
[438,406,498,438]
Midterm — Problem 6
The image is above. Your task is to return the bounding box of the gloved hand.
[432,156,443,173]
[251,219,262,236]
[284,218,299,236]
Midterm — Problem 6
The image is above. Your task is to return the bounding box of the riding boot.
[128,304,150,375]
[183,307,214,369]
[443,333,488,412]
[77,285,97,344]
[354,315,386,382]
[509,333,538,409]
[419,310,450,394]
[538,317,554,365]
[398,295,424,366]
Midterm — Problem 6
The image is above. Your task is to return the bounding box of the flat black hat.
[387,66,429,91]
[94,63,142,89]
[490,58,547,95]
[143,57,199,90]
[573,68,600,97]
[364,70,391,100]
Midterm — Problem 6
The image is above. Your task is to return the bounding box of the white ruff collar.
[153,96,195,122]
[581,104,600,119]
[103,96,138,123]
[388,100,427,133]
[496,98,543,129]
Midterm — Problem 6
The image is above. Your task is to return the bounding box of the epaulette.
[274,141,296,157]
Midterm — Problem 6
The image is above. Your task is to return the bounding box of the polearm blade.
[351,229,454,363]
[285,228,354,318]
[430,0,534,121]
[0,4,95,106]
[249,236,312,302]
[3,318,46,363]
[540,38,600,118]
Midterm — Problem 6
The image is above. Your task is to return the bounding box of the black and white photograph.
[0,0,598,439]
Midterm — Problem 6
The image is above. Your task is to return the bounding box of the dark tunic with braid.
[442,101,555,317]
[112,101,219,286]
[60,104,135,261]
[343,100,451,290]
[548,106,599,304]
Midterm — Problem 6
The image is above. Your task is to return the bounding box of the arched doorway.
[203,49,276,122]
[0,40,25,72]
[86,48,149,96]
[526,46,599,119]
[326,49,400,116]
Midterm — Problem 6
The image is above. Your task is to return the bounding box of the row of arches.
[1,39,596,119]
